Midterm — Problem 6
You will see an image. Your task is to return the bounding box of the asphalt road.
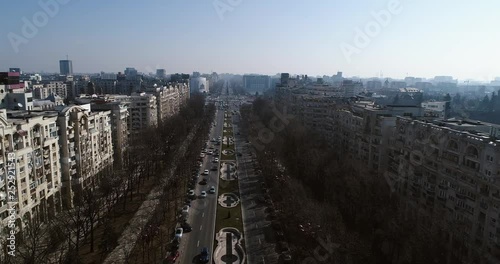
[176,106,224,264]
[177,81,244,264]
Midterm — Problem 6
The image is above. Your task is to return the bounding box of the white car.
[200,153,205,158]
[203,170,209,175]
[182,205,190,214]
[213,158,219,163]
[200,191,207,198]
[175,227,183,238]
[207,150,213,155]
[187,190,195,197]
[209,186,216,194]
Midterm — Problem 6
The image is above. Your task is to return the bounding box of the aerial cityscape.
[2,1,500,264]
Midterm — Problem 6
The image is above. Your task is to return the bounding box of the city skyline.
[2,0,500,81]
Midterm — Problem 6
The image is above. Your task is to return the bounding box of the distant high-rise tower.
[156,69,166,78]
[59,59,73,75]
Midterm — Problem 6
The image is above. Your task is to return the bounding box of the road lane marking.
[202,212,205,217]
[200,225,203,230]
[197,240,200,247]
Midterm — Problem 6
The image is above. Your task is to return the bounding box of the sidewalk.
[103,127,197,264]
[234,123,279,264]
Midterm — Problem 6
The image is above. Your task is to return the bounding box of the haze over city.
[2,0,500,80]
[5,1,500,264]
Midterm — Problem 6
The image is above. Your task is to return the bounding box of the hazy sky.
[2,0,500,81]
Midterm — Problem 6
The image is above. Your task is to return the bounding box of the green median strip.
[214,116,244,255]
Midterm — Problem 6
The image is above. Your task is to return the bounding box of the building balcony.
[71,169,77,175]
[33,131,41,138]
[438,183,448,190]
[456,193,466,200]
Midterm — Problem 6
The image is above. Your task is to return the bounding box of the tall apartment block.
[56,105,113,208]
[111,93,158,136]
[387,117,500,263]
[91,101,129,169]
[0,110,62,228]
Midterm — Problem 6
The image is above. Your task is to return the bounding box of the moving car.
[187,190,195,198]
[209,186,216,194]
[199,247,210,263]
[200,191,207,198]
[212,158,219,163]
[203,170,209,175]
[182,205,189,215]
[175,227,183,238]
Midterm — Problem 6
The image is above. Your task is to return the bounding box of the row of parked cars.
[164,121,224,263]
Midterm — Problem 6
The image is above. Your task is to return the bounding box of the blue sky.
[1,0,500,81]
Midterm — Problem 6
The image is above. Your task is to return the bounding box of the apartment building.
[56,105,113,208]
[330,102,422,175]
[387,117,500,264]
[0,109,62,228]
[0,88,34,111]
[276,78,421,175]
[422,100,450,119]
[111,93,158,136]
[178,82,190,106]
[94,78,117,95]
[91,101,129,169]
[41,81,67,99]
[146,85,181,121]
